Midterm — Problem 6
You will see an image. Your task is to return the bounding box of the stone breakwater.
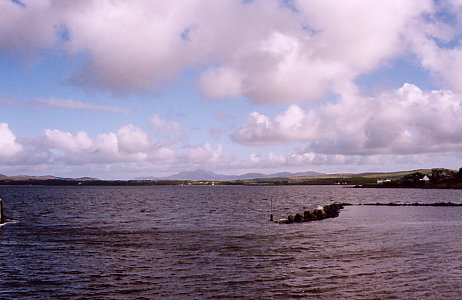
[277,202,462,224]
[278,203,345,224]
[358,202,462,207]
[0,198,5,224]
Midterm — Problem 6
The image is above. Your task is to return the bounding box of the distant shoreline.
[1,168,461,188]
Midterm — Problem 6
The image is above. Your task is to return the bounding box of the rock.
[323,203,342,218]
[294,213,303,223]
[287,215,294,224]
[314,208,326,220]
[278,203,345,224]
[304,210,314,221]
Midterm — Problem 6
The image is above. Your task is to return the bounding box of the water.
[1,185,462,299]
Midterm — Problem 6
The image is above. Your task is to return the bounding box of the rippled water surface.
[1,185,462,299]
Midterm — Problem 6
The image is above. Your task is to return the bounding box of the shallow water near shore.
[1,185,462,299]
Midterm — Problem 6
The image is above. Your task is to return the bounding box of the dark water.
[1,185,462,299]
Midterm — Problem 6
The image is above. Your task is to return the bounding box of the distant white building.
[377,179,391,184]
[420,175,430,181]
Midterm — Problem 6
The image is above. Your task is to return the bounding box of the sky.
[2,0,462,179]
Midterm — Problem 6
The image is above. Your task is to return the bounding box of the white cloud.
[150,114,181,135]
[37,98,130,113]
[40,124,175,165]
[0,122,23,158]
[4,1,462,176]
[234,83,462,155]
[0,121,232,173]
[42,129,92,153]
[2,0,456,102]
[0,115,460,176]
[0,122,48,165]
[232,104,319,145]
[116,124,150,153]
[198,67,243,99]
[150,146,176,162]
[231,151,354,172]
[411,39,462,92]
[187,143,223,163]
[0,0,57,55]
[62,0,201,92]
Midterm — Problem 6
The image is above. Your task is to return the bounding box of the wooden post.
[269,196,273,221]
[0,198,4,224]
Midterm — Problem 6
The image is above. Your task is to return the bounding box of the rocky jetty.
[278,203,345,224]
[358,202,462,207]
[276,201,462,224]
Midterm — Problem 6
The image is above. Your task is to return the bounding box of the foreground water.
[1,185,462,299]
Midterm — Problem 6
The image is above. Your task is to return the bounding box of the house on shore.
[377,179,391,184]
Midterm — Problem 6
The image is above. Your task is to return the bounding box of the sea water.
[1,185,461,299]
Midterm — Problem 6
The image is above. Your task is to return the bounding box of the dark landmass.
[0,168,461,187]
[0,178,191,186]
[357,168,462,189]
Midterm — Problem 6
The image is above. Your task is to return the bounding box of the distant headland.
[0,168,461,188]
[357,168,462,189]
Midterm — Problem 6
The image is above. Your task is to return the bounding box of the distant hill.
[137,169,325,181]
[0,174,100,181]
[165,169,232,181]
[360,168,462,189]
[1,168,458,187]
[354,169,432,179]
[8,175,63,180]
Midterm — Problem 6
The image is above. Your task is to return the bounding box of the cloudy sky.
[1,0,462,179]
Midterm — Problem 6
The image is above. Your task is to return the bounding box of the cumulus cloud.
[198,68,243,99]
[196,0,429,103]
[150,114,182,135]
[0,122,23,158]
[229,151,354,172]
[4,0,461,102]
[0,122,48,165]
[233,83,462,155]
[187,143,224,163]
[410,37,462,92]
[40,124,175,165]
[116,124,150,153]
[62,1,201,92]
[0,114,458,176]
[404,0,462,93]
[0,0,57,55]
[232,105,320,145]
[0,121,233,172]
[5,0,462,176]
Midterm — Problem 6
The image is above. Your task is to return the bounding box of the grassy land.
[0,168,459,187]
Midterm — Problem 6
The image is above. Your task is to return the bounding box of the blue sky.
[1,0,462,179]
